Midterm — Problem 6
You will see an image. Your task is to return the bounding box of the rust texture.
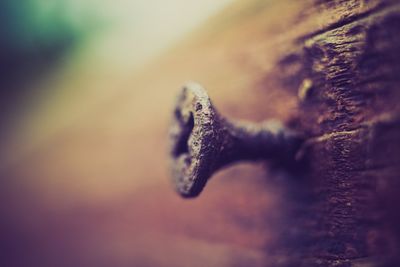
[169,83,302,198]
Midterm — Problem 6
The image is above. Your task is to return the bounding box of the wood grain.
[263,1,400,266]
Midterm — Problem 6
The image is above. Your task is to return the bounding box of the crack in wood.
[298,0,398,42]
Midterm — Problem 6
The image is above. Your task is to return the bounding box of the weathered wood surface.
[183,0,400,265]
[272,1,400,266]
[176,0,400,265]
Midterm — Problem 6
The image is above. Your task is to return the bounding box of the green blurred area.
[0,0,93,56]
[0,0,100,125]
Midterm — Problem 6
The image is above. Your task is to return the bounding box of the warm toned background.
[0,1,282,266]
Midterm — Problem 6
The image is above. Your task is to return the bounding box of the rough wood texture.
[270,1,400,266]
[180,1,400,265]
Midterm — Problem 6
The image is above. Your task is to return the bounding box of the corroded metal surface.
[170,83,303,198]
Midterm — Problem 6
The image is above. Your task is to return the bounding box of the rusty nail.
[169,82,303,198]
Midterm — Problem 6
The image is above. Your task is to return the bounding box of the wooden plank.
[265,2,400,266]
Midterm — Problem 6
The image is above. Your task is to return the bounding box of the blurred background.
[0,0,292,266]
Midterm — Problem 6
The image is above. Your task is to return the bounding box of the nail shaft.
[169,82,302,198]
